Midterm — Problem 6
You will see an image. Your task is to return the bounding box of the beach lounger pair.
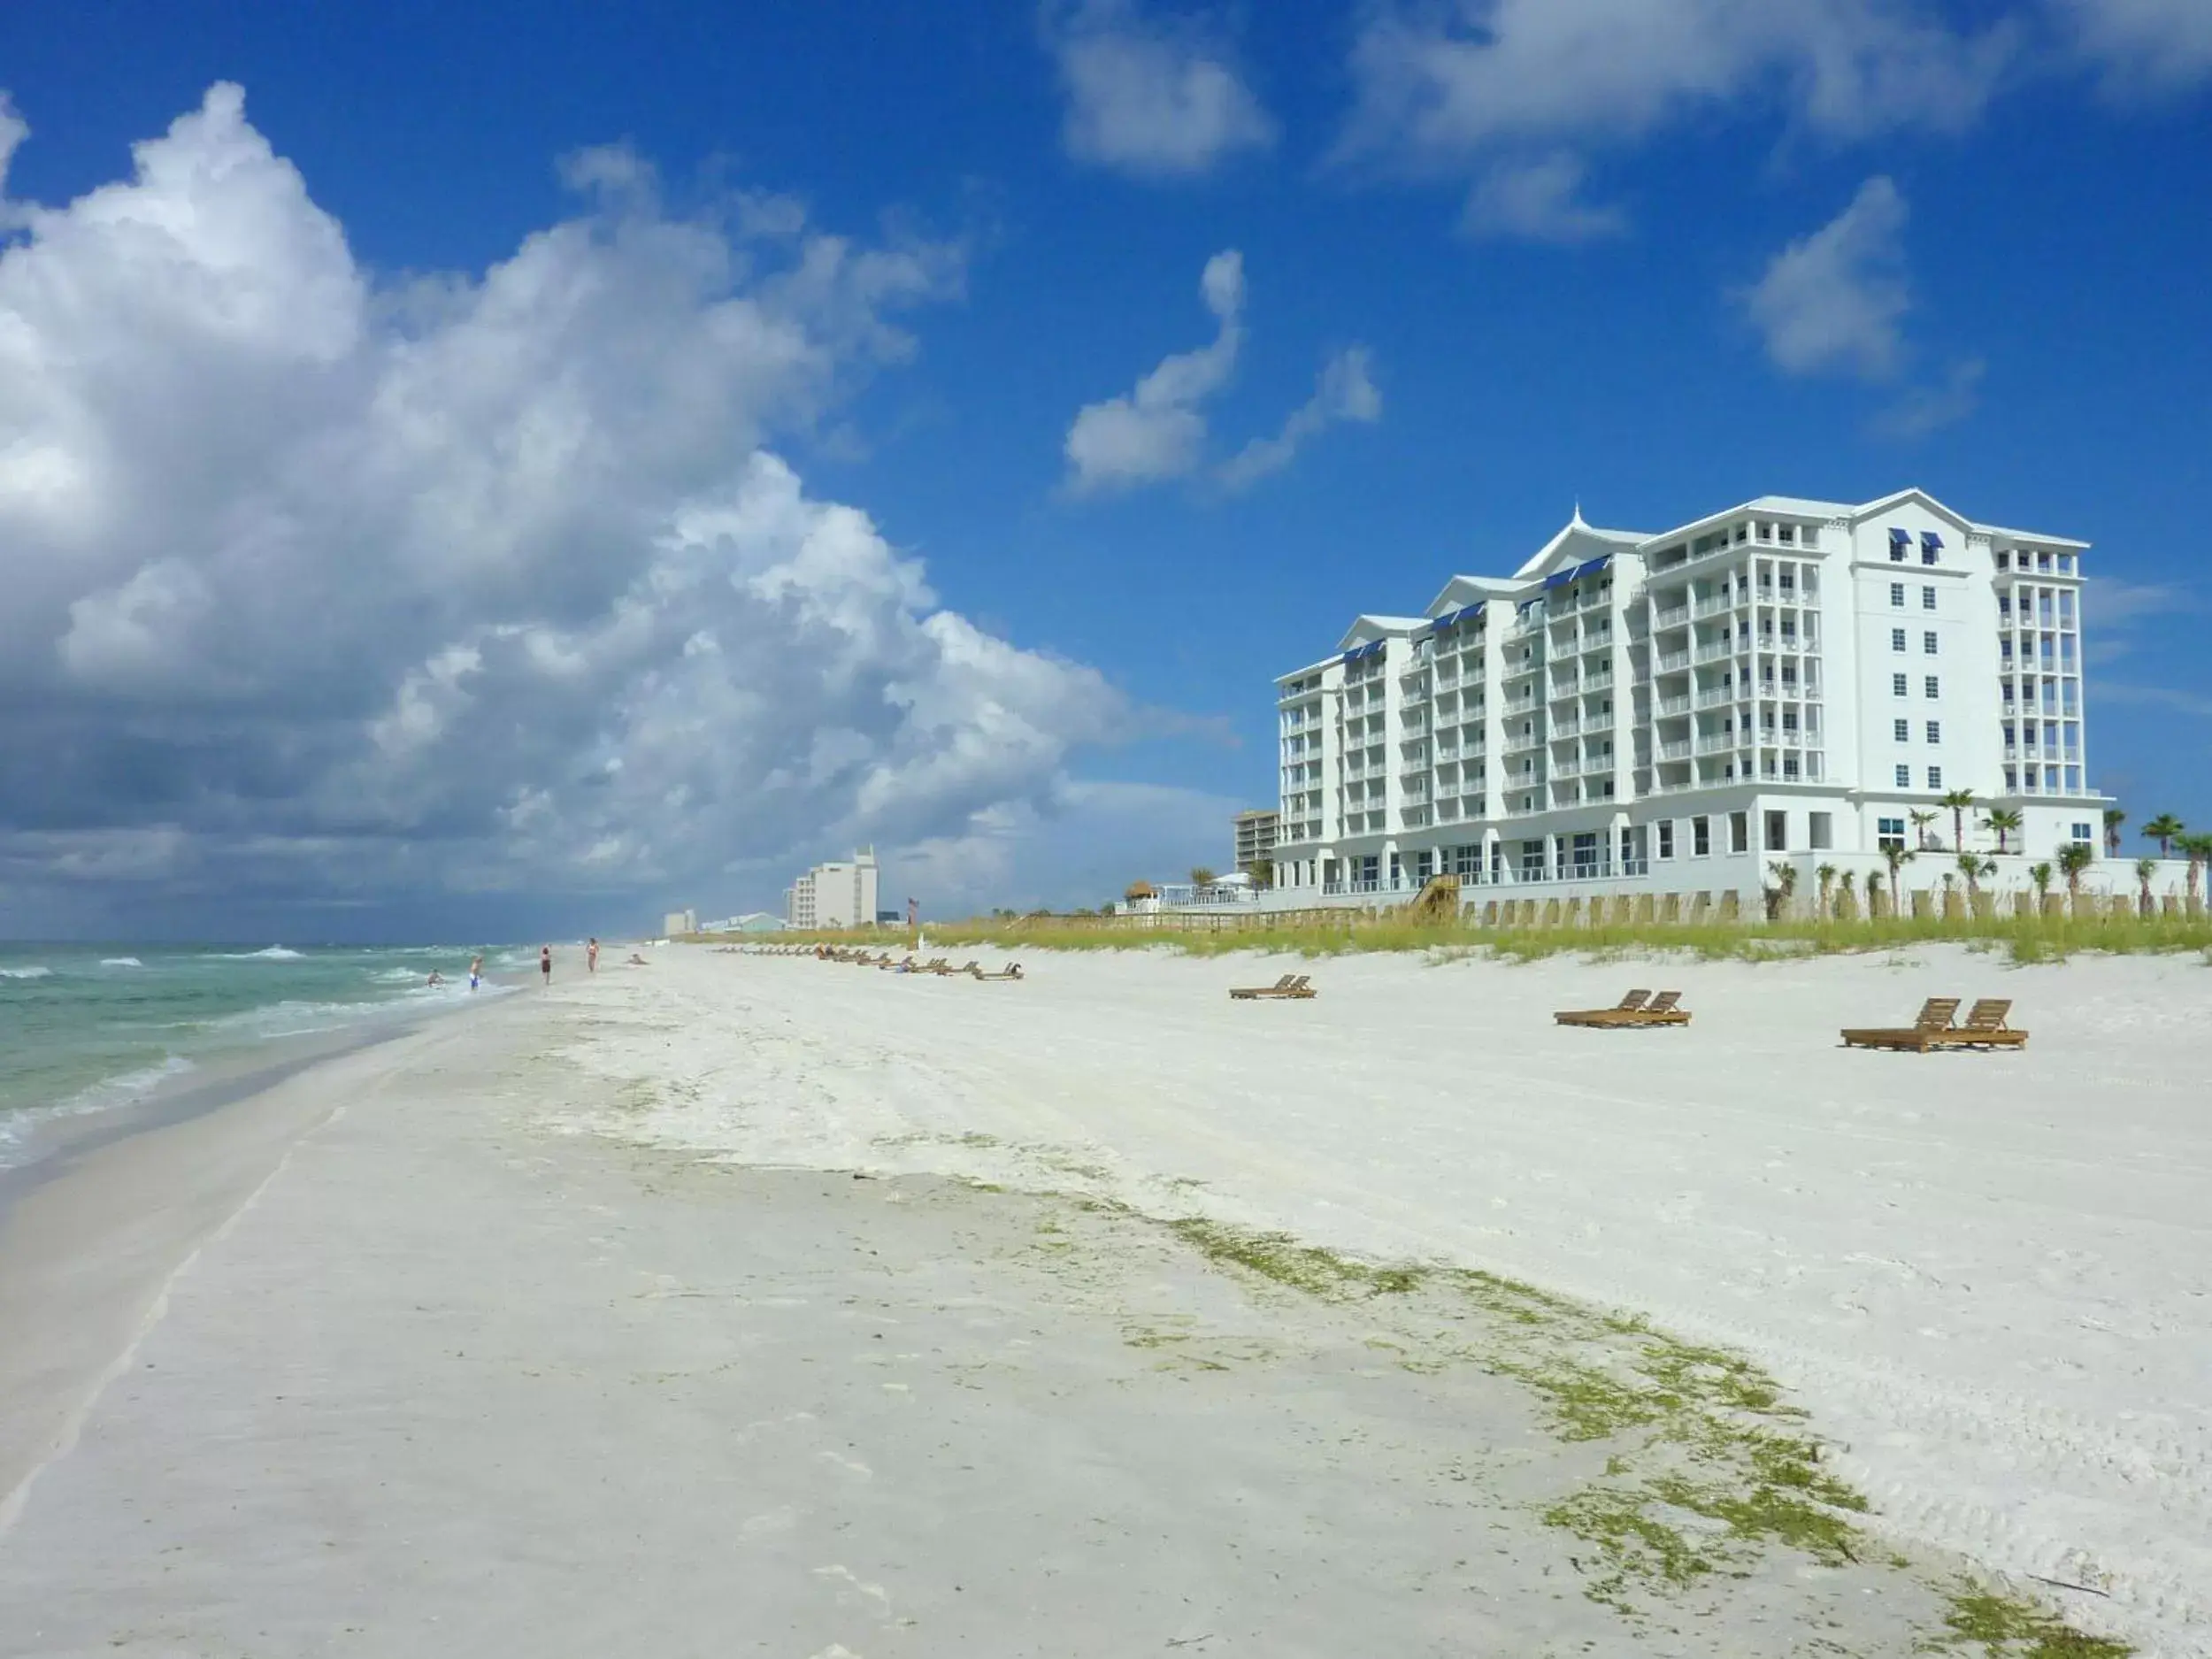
[1841,998,2027,1052]
[1229,973,1315,1001]
[1555,989,1689,1028]
[968,962,1023,981]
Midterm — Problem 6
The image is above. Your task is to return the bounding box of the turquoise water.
[0,943,527,1164]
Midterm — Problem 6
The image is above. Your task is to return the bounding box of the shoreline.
[1,946,2190,1655]
[0,966,520,1186]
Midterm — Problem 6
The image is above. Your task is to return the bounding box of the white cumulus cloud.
[1064,251,1379,495]
[1339,1,2020,236]
[1740,175,1911,380]
[0,82,1148,932]
[1045,0,1277,179]
[1064,249,1246,491]
[1218,348,1383,490]
[2056,0,2212,91]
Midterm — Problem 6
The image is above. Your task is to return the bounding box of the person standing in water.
[539,945,552,987]
[469,954,483,992]
[588,937,599,974]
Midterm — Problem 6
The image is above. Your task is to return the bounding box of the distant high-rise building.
[786,847,881,929]
[663,909,697,937]
[1233,809,1279,879]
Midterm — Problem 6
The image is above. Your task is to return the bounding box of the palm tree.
[1765,860,1798,922]
[2057,840,2094,898]
[1836,869,1857,920]
[1879,843,1915,914]
[1957,851,1993,899]
[2177,833,2212,910]
[1816,863,1838,918]
[1939,787,1978,855]
[2135,856,2160,918]
[1189,866,1217,888]
[1983,806,2023,856]
[2103,808,2126,858]
[2142,814,2185,858]
[2029,861,2055,907]
[1909,809,1939,851]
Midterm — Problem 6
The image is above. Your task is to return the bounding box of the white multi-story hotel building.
[1272,488,2110,902]
[785,847,881,929]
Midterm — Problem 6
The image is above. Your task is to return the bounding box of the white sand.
[2,985,1971,1658]
[545,943,2212,1655]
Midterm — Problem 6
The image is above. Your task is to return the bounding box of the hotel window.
[1996,551,2010,570]
[1778,525,1795,545]
[1692,816,1711,856]
[1809,811,1832,849]
[2066,766,2082,793]
[1893,718,1910,741]
[1922,586,1937,611]
[1922,534,1941,565]
[1890,583,1906,607]
[1892,672,1909,695]
[1923,631,1939,655]
[1729,811,1749,855]
[2070,821,2093,846]
[1925,675,1939,698]
[1895,764,1911,787]
[2004,766,2017,793]
[1877,817,1906,852]
[1926,720,1941,744]
[1657,820,1675,859]
[1892,628,1908,652]
[1927,765,1943,788]
[1888,529,1909,562]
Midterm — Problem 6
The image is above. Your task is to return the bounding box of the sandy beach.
[4,943,2207,1655]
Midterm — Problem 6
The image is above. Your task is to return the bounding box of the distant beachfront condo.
[1271,488,2107,901]
[785,847,880,929]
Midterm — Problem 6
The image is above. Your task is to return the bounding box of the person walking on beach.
[539,945,551,987]
[469,955,482,992]
[588,937,599,974]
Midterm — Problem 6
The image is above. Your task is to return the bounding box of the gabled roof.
[1841,487,1978,535]
[1509,508,1649,580]
[1422,572,1525,618]
[1333,614,1425,651]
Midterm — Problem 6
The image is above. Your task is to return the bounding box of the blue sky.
[0,2,2207,939]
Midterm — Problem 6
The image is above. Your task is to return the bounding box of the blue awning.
[1339,639,1386,664]
[1543,555,1613,590]
[1889,527,1911,543]
[1921,531,1944,549]
[1433,601,1485,629]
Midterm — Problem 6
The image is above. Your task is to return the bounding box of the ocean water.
[0,943,531,1166]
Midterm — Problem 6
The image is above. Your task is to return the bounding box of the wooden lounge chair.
[969,962,1024,981]
[1841,996,1963,1051]
[879,955,918,972]
[1229,973,1315,1001]
[1568,988,1690,1029]
[1555,988,1651,1026]
[1925,998,2028,1051]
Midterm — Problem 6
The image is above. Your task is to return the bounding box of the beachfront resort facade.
[1271,488,2109,903]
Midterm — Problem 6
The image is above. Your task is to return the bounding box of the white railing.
[1656,695,1691,717]
[1658,740,1693,759]
[1695,687,1735,709]
[1653,605,1689,628]
[1656,650,1691,672]
[1694,641,1737,664]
